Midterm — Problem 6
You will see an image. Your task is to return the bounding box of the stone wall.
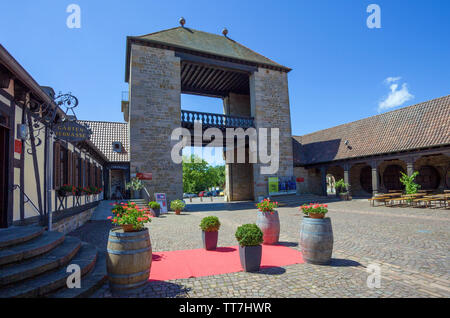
[52,207,94,235]
[294,166,322,195]
[250,68,293,200]
[128,44,183,203]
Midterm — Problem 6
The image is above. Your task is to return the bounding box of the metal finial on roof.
[222,28,228,37]
[179,17,186,27]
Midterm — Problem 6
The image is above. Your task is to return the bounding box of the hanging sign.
[137,173,152,180]
[53,121,90,142]
[155,193,168,214]
[14,140,22,154]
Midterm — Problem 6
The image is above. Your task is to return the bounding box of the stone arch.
[416,165,440,190]
[383,164,405,191]
[359,165,373,194]
[326,165,344,194]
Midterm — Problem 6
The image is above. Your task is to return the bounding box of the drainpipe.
[46,131,53,231]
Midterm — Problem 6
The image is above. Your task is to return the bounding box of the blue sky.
[1,1,449,164]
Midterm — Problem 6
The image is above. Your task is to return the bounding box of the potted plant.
[108,201,152,232]
[74,186,84,196]
[200,216,221,250]
[126,177,144,199]
[58,184,75,197]
[170,199,185,215]
[255,198,280,245]
[335,179,351,200]
[300,203,328,219]
[82,186,92,196]
[148,201,161,217]
[299,203,333,265]
[235,224,264,272]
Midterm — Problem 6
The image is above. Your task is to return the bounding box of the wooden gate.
[360,166,373,194]
[416,165,440,190]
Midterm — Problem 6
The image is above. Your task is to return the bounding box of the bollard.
[200,196,203,202]
[210,196,213,202]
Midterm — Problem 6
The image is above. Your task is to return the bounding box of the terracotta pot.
[121,224,138,232]
[175,210,181,215]
[309,213,325,219]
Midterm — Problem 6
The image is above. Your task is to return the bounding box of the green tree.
[399,171,421,194]
[182,155,225,193]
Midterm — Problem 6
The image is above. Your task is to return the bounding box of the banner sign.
[53,121,90,142]
[269,176,297,196]
[268,177,279,195]
[155,193,168,214]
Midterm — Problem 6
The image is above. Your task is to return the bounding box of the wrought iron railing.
[181,110,254,130]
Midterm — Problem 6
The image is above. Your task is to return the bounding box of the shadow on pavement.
[328,258,362,267]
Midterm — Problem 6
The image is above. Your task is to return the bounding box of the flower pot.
[132,190,141,199]
[57,190,68,197]
[107,227,152,290]
[239,245,262,272]
[300,217,333,265]
[256,211,280,245]
[121,224,138,232]
[309,213,325,219]
[175,210,181,215]
[339,193,352,201]
[202,231,219,250]
[151,208,160,218]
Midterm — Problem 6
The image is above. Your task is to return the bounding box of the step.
[48,251,107,298]
[0,226,45,249]
[0,236,82,286]
[0,242,97,298]
[0,231,65,266]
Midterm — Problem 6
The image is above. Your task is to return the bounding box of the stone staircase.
[130,199,149,211]
[0,226,107,298]
[269,194,341,207]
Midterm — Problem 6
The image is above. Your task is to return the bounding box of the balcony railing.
[181,110,254,130]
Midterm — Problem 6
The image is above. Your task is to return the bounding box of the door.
[0,126,8,228]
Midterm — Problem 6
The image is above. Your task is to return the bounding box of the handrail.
[181,110,254,130]
[143,187,151,203]
[12,184,42,217]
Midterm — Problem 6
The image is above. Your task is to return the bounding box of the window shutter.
[67,150,72,185]
[73,153,78,187]
[53,142,61,189]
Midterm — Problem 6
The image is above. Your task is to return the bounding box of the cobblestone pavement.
[69,199,450,298]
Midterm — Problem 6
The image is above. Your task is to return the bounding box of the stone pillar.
[344,164,351,195]
[405,157,415,176]
[320,166,327,196]
[370,161,379,196]
[249,68,293,201]
[128,44,183,203]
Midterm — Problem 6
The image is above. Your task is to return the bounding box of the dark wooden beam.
[175,52,257,73]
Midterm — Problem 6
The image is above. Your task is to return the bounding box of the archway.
[359,165,373,194]
[383,164,405,191]
[416,165,440,190]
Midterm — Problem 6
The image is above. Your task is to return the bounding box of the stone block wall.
[250,68,293,200]
[294,166,322,195]
[53,207,94,235]
[128,44,183,203]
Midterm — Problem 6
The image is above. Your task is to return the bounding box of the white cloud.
[378,77,414,112]
[384,76,401,84]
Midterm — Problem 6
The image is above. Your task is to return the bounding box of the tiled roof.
[129,27,289,71]
[77,120,129,162]
[293,95,450,166]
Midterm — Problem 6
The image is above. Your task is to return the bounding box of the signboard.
[269,176,297,196]
[268,177,279,195]
[53,121,90,142]
[137,173,152,180]
[14,140,22,154]
[155,193,168,214]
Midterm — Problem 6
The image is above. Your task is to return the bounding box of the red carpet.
[149,245,304,281]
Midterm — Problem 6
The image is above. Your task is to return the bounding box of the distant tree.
[182,155,225,193]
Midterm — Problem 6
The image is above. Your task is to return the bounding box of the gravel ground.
[69,198,450,298]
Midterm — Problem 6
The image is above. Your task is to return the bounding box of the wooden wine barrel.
[256,211,280,245]
[106,227,152,290]
[299,217,333,265]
